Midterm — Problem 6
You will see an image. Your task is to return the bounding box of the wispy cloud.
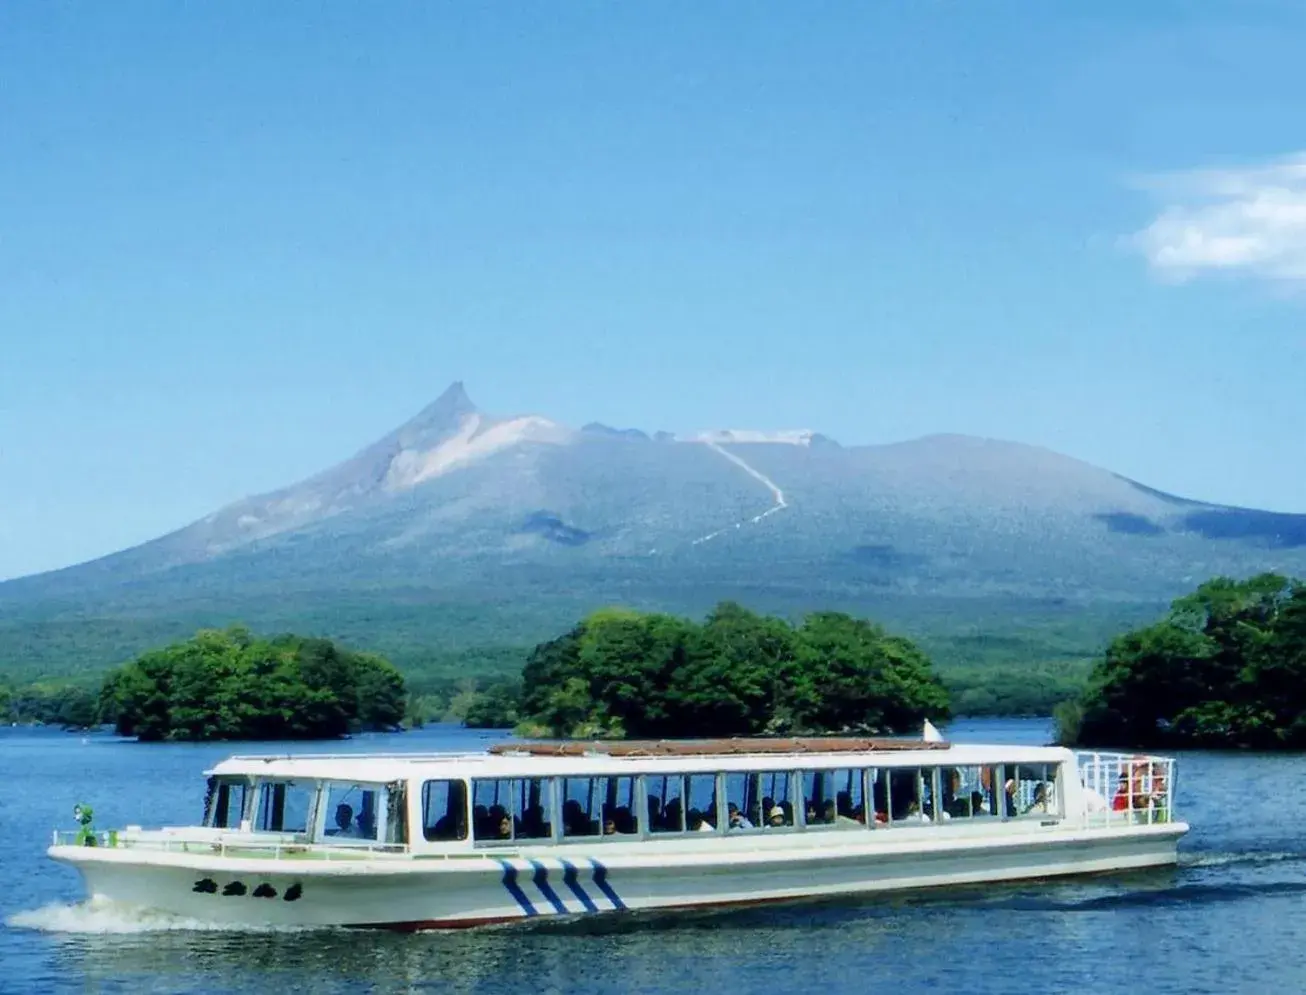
[1130,153,1306,285]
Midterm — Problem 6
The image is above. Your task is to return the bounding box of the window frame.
[313,779,391,844]
[420,778,470,843]
[1006,762,1062,821]
[801,767,868,830]
[251,778,321,837]
[885,766,937,828]
[204,776,252,830]
[644,771,689,835]
[471,777,519,845]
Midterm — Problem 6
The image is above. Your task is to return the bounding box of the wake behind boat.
[47,729,1185,929]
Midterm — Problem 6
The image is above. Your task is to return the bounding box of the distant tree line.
[0,682,99,729]
[460,601,952,738]
[1059,573,1306,749]
[95,627,406,741]
[2,604,1108,739]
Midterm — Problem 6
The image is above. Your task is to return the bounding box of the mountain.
[3,382,1305,681]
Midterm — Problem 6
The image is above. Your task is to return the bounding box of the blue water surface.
[1,718,1302,995]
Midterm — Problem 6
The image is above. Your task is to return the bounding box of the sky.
[2,1,1305,581]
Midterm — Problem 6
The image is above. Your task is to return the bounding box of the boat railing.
[1073,751,1176,828]
[49,829,410,860]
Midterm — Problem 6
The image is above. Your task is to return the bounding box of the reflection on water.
[5,719,1306,994]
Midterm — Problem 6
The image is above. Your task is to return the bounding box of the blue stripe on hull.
[494,859,538,917]
[588,858,626,911]
[558,859,599,913]
[527,860,569,915]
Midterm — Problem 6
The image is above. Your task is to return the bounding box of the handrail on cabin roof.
[487,736,951,758]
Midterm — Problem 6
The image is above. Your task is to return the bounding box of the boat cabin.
[192,737,1172,856]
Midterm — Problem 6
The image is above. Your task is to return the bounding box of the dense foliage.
[2,595,1104,729]
[0,681,99,729]
[943,662,1089,718]
[1063,573,1306,749]
[492,602,950,738]
[99,627,406,741]
[0,587,1151,699]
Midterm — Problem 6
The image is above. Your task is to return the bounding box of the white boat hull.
[51,822,1186,929]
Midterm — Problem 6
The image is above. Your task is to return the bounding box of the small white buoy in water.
[922,719,943,743]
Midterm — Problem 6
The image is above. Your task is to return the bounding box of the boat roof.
[205,737,1073,783]
[488,736,948,757]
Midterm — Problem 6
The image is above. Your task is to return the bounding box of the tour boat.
[47,730,1185,929]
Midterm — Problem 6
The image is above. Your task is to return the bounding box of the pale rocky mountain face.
[4,382,1305,614]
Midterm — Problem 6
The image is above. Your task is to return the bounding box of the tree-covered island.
[1060,573,1306,749]
[99,627,406,741]
[473,601,952,738]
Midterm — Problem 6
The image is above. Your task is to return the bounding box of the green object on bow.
[72,803,97,847]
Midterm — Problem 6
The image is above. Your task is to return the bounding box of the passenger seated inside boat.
[479,804,511,839]
[1026,783,1050,814]
[727,803,753,829]
[688,809,713,831]
[943,770,969,818]
[422,779,468,842]
[1111,764,1161,814]
[898,798,931,823]
[1003,779,1018,817]
[328,803,360,838]
[1111,773,1131,811]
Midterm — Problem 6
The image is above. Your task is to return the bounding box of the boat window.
[472,779,515,841]
[322,782,381,842]
[685,774,718,831]
[757,771,795,828]
[562,776,639,837]
[254,780,314,835]
[646,774,685,833]
[511,777,553,840]
[205,779,249,829]
[941,766,998,819]
[1009,763,1059,818]
[560,778,599,836]
[868,768,888,826]
[802,769,866,828]
[724,772,760,830]
[888,768,933,825]
[421,779,468,842]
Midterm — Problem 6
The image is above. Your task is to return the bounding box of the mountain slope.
[2,382,1304,679]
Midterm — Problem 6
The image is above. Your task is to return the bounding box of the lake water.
[2,718,1304,994]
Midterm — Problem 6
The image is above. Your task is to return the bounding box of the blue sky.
[2,1,1304,580]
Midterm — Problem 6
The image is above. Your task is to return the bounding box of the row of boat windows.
[206,779,405,845]
[421,764,1061,843]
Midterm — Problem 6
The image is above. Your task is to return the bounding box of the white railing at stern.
[1073,752,1176,829]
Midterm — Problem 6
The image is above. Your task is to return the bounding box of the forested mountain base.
[0,592,1151,725]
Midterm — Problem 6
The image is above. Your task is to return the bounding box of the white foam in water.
[1181,851,1304,870]
[6,897,312,934]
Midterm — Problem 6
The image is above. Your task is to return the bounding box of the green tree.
[353,652,406,731]
[515,602,949,739]
[520,625,585,722]
[98,628,407,742]
[673,602,796,734]
[788,612,950,734]
[463,679,523,729]
[1070,573,1306,749]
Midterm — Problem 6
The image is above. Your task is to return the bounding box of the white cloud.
[1131,153,1306,285]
